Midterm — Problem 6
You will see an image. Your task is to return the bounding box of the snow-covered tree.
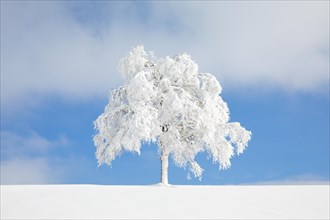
[93,46,251,185]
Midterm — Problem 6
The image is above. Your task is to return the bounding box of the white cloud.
[1,157,55,184]
[1,2,123,108]
[1,131,68,158]
[154,2,329,91]
[248,174,329,185]
[1,1,328,109]
[0,131,68,184]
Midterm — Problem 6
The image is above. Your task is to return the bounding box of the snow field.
[1,184,329,219]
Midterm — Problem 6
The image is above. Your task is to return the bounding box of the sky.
[1,1,329,185]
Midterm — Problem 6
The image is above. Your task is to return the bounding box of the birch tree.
[93,46,251,185]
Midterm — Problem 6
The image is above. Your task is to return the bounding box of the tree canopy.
[93,46,251,182]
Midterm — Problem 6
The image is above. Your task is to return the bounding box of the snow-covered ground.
[1,184,329,219]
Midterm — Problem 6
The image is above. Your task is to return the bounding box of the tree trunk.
[160,151,169,185]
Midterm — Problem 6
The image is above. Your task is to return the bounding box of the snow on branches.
[93,46,251,182]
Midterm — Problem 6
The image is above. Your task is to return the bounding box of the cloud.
[1,1,123,108]
[248,174,329,185]
[0,131,68,184]
[1,131,68,159]
[1,157,55,184]
[150,2,329,91]
[1,1,328,109]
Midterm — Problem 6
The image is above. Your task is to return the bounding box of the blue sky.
[1,1,329,185]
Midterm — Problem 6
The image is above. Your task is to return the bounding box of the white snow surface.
[1,184,329,219]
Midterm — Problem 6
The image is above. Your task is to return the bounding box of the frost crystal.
[93,46,251,183]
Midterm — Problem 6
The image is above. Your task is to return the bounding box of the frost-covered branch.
[93,45,252,183]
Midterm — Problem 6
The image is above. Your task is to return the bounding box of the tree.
[93,46,251,185]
